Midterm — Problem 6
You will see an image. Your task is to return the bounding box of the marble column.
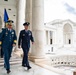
[53,31,57,44]
[16,0,26,35]
[16,0,26,50]
[30,0,46,59]
[48,31,50,45]
[25,0,32,30]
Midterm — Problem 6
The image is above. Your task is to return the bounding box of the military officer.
[18,22,34,70]
[0,20,17,73]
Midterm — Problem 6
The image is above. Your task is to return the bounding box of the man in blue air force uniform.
[0,20,17,73]
[18,22,34,70]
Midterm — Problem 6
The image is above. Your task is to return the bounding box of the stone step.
[0,57,22,66]
[0,58,22,63]
[0,61,22,66]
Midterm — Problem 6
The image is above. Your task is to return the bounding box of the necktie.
[8,29,11,32]
[10,29,11,32]
[25,30,28,33]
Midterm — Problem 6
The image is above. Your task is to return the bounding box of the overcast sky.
[44,0,76,23]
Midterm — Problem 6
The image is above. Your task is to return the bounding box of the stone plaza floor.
[0,62,62,75]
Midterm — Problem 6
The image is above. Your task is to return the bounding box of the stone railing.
[49,55,76,67]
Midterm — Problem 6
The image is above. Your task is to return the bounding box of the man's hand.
[13,44,16,47]
[18,45,21,48]
[32,42,34,44]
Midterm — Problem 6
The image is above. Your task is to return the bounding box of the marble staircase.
[0,52,22,66]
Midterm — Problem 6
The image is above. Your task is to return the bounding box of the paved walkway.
[0,62,62,75]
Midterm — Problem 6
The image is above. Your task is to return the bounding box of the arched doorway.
[63,23,73,45]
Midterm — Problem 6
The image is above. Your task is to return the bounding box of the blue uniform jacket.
[18,30,34,48]
[0,28,17,47]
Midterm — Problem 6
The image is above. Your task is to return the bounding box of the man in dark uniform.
[18,22,34,70]
[0,20,17,73]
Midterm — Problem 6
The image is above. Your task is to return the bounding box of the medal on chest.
[12,32,14,34]
[29,32,31,36]
[6,32,8,36]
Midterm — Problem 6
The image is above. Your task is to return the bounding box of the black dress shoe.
[7,69,11,74]
[22,64,26,67]
[1,56,3,58]
[27,66,32,70]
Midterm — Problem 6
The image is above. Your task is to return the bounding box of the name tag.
[6,32,8,36]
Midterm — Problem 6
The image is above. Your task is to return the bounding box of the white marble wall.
[45,20,76,53]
